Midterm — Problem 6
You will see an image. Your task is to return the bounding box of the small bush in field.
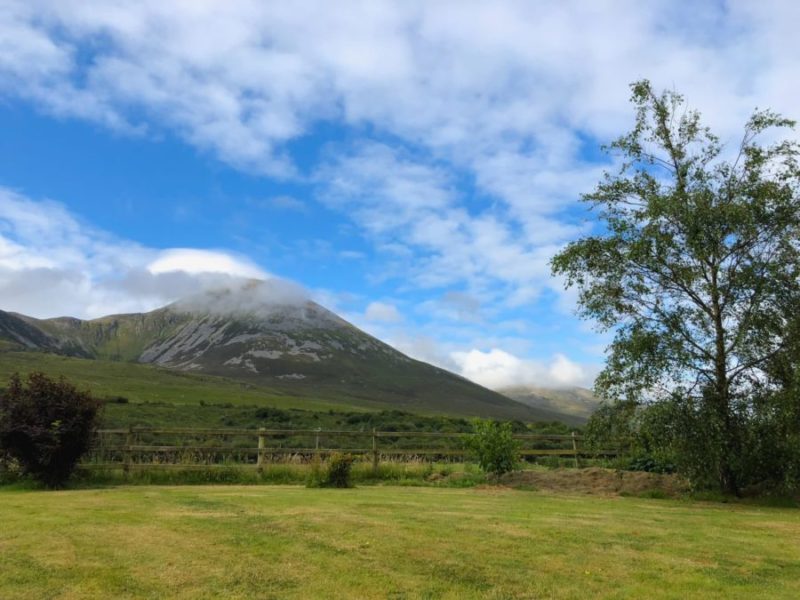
[0,372,102,488]
[308,452,355,488]
[466,419,520,477]
[0,452,21,484]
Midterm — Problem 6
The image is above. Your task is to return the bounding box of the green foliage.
[0,372,102,487]
[627,454,676,475]
[307,453,355,488]
[325,453,355,487]
[466,420,520,476]
[66,461,486,488]
[0,454,21,485]
[584,400,638,447]
[553,79,800,495]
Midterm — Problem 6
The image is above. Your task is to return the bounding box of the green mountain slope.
[0,285,576,423]
[0,350,362,413]
[499,386,600,425]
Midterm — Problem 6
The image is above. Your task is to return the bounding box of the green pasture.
[1,485,798,599]
[0,351,364,413]
[0,351,576,435]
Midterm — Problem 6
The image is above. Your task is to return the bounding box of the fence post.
[571,431,580,468]
[94,429,105,466]
[257,428,266,473]
[315,427,321,450]
[372,428,379,474]
[123,426,133,475]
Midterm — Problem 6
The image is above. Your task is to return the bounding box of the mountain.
[0,283,575,422]
[499,386,601,425]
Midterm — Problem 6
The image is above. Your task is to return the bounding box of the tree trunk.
[711,268,740,496]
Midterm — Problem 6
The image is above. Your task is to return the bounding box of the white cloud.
[387,333,457,371]
[3,3,795,183]
[316,142,561,305]
[416,291,483,324]
[317,142,455,235]
[0,187,599,388]
[0,188,276,319]
[364,301,402,323]
[355,308,600,389]
[1,1,796,391]
[1,1,797,312]
[147,249,267,279]
[452,348,599,390]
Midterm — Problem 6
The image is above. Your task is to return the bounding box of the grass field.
[0,351,577,436]
[0,350,360,413]
[1,486,798,599]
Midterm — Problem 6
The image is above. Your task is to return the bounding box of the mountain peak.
[166,281,348,333]
[0,291,581,422]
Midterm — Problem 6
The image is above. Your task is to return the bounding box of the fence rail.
[84,427,622,472]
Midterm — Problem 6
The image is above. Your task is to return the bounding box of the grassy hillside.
[0,351,574,429]
[0,350,351,412]
[1,298,564,422]
[500,385,601,424]
[2,485,799,598]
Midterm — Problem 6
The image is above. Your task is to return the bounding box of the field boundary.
[84,427,622,472]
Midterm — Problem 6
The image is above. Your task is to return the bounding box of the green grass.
[67,461,487,488]
[1,486,798,599]
[0,350,366,412]
[0,350,556,419]
[0,351,578,437]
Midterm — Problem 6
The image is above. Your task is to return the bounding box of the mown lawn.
[0,485,798,599]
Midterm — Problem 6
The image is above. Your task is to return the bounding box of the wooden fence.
[83,427,621,472]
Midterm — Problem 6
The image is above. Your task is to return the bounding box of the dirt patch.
[498,467,690,498]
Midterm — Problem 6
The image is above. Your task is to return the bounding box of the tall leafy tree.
[552,80,800,494]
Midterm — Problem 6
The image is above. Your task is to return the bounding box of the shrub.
[0,372,102,488]
[308,452,355,488]
[0,452,21,485]
[466,419,520,477]
[325,452,355,488]
[254,407,290,422]
[627,454,676,474]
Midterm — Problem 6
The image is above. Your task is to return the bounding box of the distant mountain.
[499,386,600,425]
[0,283,578,423]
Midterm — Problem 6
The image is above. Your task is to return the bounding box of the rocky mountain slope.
[0,284,575,422]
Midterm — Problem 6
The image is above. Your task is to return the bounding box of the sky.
[0,0,798,390]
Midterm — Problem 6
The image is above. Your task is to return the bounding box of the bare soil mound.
[498,467,689,498]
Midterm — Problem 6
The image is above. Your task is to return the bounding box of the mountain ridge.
[499,385,600,424]
[0,286,581,423]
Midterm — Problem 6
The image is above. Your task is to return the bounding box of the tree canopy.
[552,80,800,494]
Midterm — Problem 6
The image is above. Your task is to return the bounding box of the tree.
[466,419,520,476]
[552,80,800,494]
[0,372,102,487]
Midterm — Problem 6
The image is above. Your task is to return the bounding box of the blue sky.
[0,1,797,389]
